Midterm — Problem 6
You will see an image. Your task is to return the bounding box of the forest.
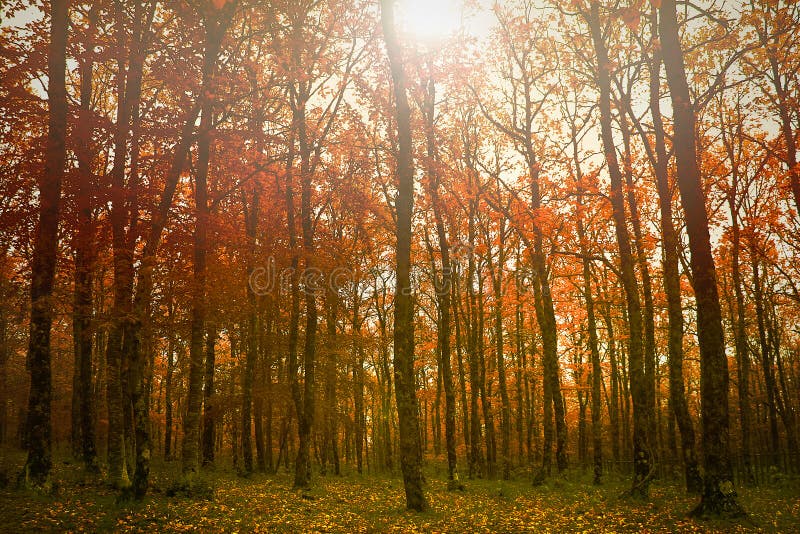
[1,0,799,531]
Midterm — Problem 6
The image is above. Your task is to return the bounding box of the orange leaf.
[621,7,641,31]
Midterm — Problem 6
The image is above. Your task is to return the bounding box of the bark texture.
[659,0,743,516]
[23,0,69,489]
[381,0,428,511]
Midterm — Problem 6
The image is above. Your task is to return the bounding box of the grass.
[1,450,798,532]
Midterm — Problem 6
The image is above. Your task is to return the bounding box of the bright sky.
[397,0,493,44]
[2,2,493,45]
[397,0,463,41]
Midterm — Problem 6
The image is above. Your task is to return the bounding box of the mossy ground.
[1,449,798,532]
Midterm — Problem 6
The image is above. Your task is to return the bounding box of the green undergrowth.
[0,451,798,532]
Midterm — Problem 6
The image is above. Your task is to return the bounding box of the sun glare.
[397,0,463,43]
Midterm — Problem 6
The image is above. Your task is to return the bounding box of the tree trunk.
[202,323,217,466]
[254,313,266,473]
[0,278,8,446]
[164,295,175,461]
[603,303,621,465]
[572,147,603,484]
[477,275,497,478]
[295,90,318,489]
[514,264,526,466]
[487,221,511,480]
[106,0,153,490]
[720,102,754,485]
[22,0,68,489]
[263,298,275,472]
[381,0,427,511]
[352,297,365,474]
[453,274,471,468]
[241,157,262,475]
[242,280,256,473]
[323,287,340,475]
[619,100,658,459]
[422,77,459,486]
[72,4,100,473]
[588,2,651,497]
[643,12,702,492]
[466,197,484,478]
[181,19,225,478]
[751,257,780,468]
[522,150,567,480]
[659,0,743,516]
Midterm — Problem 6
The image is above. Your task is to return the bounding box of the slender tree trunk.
[0,287,8,446]
[242,285,256,473]
[264,299,275,472]
[521,151,567,479]
[106,0,153,490]
[514,265,525,466]
[294,92,318,489]
[588,2,650,497]
[605,305,621,465]
[374,296,394,471]
[181,18,226,478]
[164,296,175,461]
[453,274,471,467]
[721,106,754,485]
[381,0,427,511]
[637,12,704,492]
[619,103,658,458]
[323,288,340,475]
[352,298,365,474]
[231,360,239,471]
[573,153,603,484]
[422,76,460,487]
[477,276,497,478]
[578,388,588,468]
[752,257,780,468]
[659,0,743,516]
[202,323,217,466]
[525,320,537,465]
[254,314,266,473]
[284,81,307,485]
[466,198,484,478]
[487,223,511,480]
[241,164,261,475]
[22,0,68,489]
[72,4,100,473]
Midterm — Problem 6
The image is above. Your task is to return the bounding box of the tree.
[71,2,100,474]
[420,73,460,487]
[586,0,651,498]
[659,0,744,517]
[380,0,428,512]
[181,3,234,481]
[642,5,702,493]
[22,0,69,490]
[477,2,568,478]
[105,0,158,489]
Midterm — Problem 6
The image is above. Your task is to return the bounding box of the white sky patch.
[397,0,467,43]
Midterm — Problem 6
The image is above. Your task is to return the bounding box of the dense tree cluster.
[1,0,798,517]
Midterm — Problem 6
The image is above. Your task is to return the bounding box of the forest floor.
[0,450,798,533]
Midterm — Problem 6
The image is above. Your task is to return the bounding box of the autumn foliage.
[1,0,799,524]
